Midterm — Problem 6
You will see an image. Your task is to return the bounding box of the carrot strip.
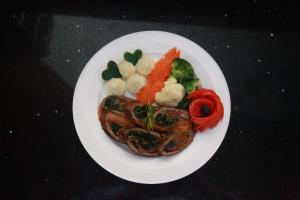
[136,48,180,103]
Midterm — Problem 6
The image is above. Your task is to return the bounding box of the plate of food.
[73,31,230,184]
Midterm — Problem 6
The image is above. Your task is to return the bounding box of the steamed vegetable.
[136,48,180,103]
[181,78,200,93]
[106,78,126,95]
[171,58,200,93]
[171,58,194,82]
[136,55,155,76]
[118,61,136,80]
[124,49,143,65]
[102,61,122,80]
[126,74,147,94]
[176,95,191,110]
[155,83,185,107]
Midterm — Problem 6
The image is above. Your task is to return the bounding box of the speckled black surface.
[2,1,300,199]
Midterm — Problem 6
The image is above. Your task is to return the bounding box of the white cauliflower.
[106,78,126,95]
[118,61,136,80]
[126,74,147,94]
[155,83,185,107]
[164,76,177,85]
[136,55,155,76]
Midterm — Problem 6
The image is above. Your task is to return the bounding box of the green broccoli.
[171,58,195,82]
[171,58,200,93]
[181,78,200,93]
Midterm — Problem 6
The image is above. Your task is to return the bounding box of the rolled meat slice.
[98,95,135,118]
[159,118,194,156]
[100,111,135,144]
[153,107,189,132]
[125,128,162,157]
[124,101,148,128]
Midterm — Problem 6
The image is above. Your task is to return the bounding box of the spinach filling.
[133,105,147,119]
[128,130,158,149]
[164,140,177,151]
[110,122,121,134]
[154,112,179,127]
[104,96,122,111]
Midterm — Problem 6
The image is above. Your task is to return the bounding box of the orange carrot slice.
[136,48,180,103]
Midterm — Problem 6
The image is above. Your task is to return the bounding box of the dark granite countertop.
[2,1,300,199]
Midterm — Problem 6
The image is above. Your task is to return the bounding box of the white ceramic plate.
[73,31,231,184]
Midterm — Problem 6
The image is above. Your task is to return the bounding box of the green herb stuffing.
[104,96,122,111]
[110,123,121,134]
[133,106,147,119]
[165,140,177,150]
[128,130,158,149]
[154,112,178,127]
[102,61,122,80]
[124,49,143,65]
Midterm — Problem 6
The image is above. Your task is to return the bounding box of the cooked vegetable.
[181,78,200,93]
[188,89,224,131]
[154,112,178,127]
[133,105,147,119]
[155,83,185,107]
[171,58,195,82]
[103,96,122,111]
[136,81,165,104]
[136,48,180,103]
[102,61,122,80]
[170,58,201,93]
[165,47,181,59]
[164,140,177,151]
[176,95,191,110]
[147,48,180,85]
[118,61,136,80]
[110,122,121,134]
[126,74,147,94]
[136,55,155,76]
[124,49,143,65]
[164,76,177,85]
[106,78,126,95]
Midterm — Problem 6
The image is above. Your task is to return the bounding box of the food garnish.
[188,89,224,131]
[124,49,143,65]
[145,103,156,130]
[102,61,122,80]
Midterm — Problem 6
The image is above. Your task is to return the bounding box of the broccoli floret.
[181,78,200,93]
[171,58,195,82]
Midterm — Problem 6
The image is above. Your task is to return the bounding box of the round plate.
[73,31,231,184]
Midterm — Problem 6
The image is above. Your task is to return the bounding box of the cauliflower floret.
[136,55,155,76]
[106,78,126,95]
[126,74,147,94]
[118,61,136,80]
[164,76,177,85]
[155,83,185,107]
